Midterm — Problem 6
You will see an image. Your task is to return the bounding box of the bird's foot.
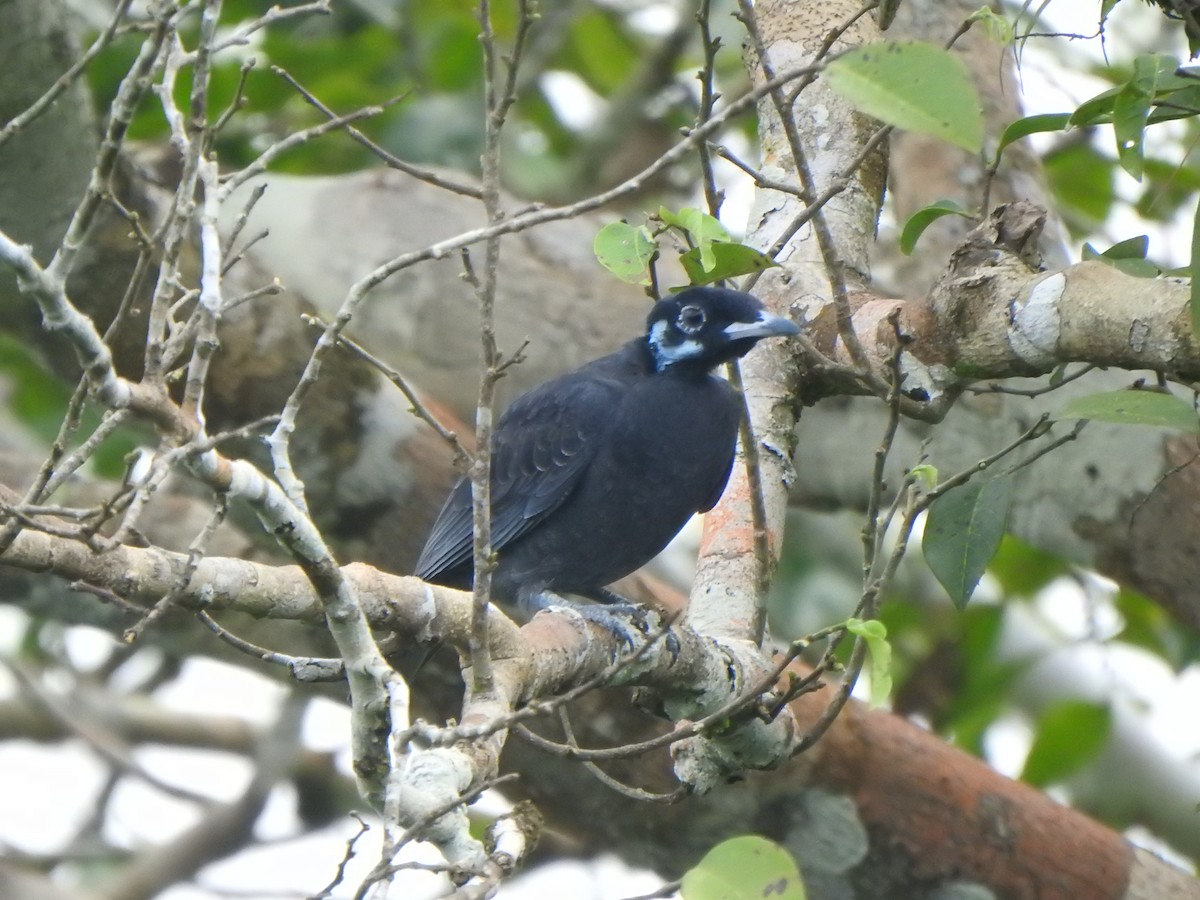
[524,590,653,651]
[531,590,681,660]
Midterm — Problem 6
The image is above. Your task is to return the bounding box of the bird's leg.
[520,589,651,650]
[587,586,639,609]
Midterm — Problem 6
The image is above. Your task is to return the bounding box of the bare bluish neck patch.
[648,320,703,371]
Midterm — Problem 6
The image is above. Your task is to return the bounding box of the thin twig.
[304,314,472,465]
[0,0,137,149]
[272,66,482,198]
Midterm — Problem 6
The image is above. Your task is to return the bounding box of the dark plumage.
[415,286,798,622]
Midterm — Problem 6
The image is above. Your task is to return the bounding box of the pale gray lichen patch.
[1008,272,1065,366]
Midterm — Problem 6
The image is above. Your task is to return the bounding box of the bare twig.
[304,314,473,465]
[0,0,137,149]
[272,66,483,198]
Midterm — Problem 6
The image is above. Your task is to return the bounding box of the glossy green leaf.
[1147,84,1200,124]
[1113,55,1175,180]
[899,199,972,255]
[679,242,779,286]
[923,476,1013,608]
[593,222,656,284]
[681,835,806,900]
[1056,389,1199,432]
[1094,234,1149,259]
[1069,86,1120,128]
[660,207,731,273]
[846,618,893,707]
[995,113,1072,159]
[1081,235,1161,277]
[824,42,983,152]
[1021,701,1112,788]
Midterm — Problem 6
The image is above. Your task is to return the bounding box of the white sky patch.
[540,70,607,131]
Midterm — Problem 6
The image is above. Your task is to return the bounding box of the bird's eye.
[678,304,706,334]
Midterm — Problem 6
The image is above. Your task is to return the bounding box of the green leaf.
[1043,142,1116,233]
[1112,55,1175,180]
[824,42,983,152]
[1115,588,1200,670]
[1021,701,1112,788]
[966,7,1013,45]
[988,535,1070,597]
[1093,234,1149,259]
[1147,84,1200,125]
[660,207,731,273]
[898,199,972,255]
[659,206,731,243]
[1081,235,1161,277]
[846,618,893,707]
[909,463,938,492]
[593,221,656,284]
[1068,86,1121,128]
[923,476,1013,608]
[564,10,640,95]
[681,836,806,900]
[995,113,1072,160]
[679,242,779,285]
[1056,389,1199,431]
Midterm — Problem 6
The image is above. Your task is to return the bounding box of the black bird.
[415,286,799,623]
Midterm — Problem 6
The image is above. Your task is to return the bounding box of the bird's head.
[645,287,799,373]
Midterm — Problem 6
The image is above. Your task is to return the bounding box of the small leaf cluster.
[594,206,777,291]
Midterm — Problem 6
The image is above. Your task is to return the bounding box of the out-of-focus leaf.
[563,9,640,95]
[995,113,1072,160]
[923,476,1013,607]
[824,42,983,152]
[594,222,656,284]
[846,618,893,707]
[1094,234,1150,259]
[681,836,806,900]
[941,607,1025,755]
[1112,54,1175,179]
[967,7,1013,44]
[899,199,972,255]
[1081,235,1162,277]
[1114,588,1200,670]
[909,463,938,492]
[1021,701,1112,788]
[0,336,139,479]
[1043,141,1116,234]
[1056,389,1199,431]
[988,535,1070,597]
[0,335,72,440]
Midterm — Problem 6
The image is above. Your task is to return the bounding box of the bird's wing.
[698,449,736,513]
[414,374,619,581]
[694,379,740,513]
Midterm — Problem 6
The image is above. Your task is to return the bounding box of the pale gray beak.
[722,311,800,341]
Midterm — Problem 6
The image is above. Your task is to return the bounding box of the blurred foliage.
[0,336,138,479]
[1021,700,1112,788]
[83,0,744,202]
